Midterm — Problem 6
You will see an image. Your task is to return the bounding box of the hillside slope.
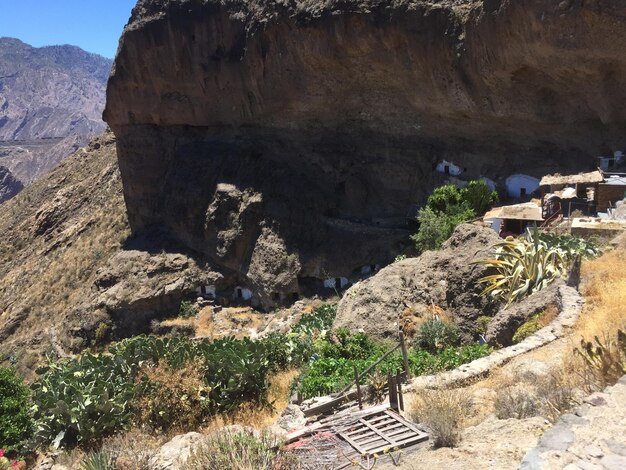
[0,38,111,186]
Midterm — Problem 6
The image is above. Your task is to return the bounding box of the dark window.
[520,188,527,197]
[200,286,206,295]
[335,278,342,290]
[291,292,299,302]
[444,165,450,175]
[237,288,243,298]
[370,264,377,273]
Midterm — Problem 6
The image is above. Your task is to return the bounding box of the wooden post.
[354,365,363,410]
[399,331,411,382]
[396,371,404,411]
[388,374,398,411]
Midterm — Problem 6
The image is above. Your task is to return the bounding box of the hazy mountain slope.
[0,165,23,202]
[0,132,128,374]
[0,37,112,186]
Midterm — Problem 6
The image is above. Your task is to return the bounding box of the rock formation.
[0,166,23,203]
[0,37,111,186]
[104,0,626,307]
[333,223,501,340]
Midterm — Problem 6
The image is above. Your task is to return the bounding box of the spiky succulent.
[474,229,567,306]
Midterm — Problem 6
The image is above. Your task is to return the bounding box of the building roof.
[483,203,543,221]
[601,175,626,186]
[540,170,604,186]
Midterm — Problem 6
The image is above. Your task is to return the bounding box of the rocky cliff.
[0,38,111,186]
[0,165,23,203]
[104,0,626,307]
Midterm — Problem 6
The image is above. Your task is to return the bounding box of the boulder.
[485,280,563,347]
[149,432,204,470]
[333,224,501,340]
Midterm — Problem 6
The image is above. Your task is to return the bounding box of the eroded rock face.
[0,166,23,203]
[333,224,501,340]
[105,0,626,306]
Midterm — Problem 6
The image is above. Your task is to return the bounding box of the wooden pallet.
[338,409,428,455]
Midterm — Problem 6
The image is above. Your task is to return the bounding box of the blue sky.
[0,0,137,58]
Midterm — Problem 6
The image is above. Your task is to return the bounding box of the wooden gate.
[339,409,428,455]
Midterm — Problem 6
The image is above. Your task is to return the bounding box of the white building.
[360,264,381,277]
[505,174,540,198]
[233,286,253,301]
[195,285,216,298]
[435,160,462,176]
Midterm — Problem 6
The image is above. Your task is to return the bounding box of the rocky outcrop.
[0,38,111,184]
[104,0,626,306]
[485,280,563,347]
[94,250,220,334]
[333,224,501,340]
[0,165,23,203]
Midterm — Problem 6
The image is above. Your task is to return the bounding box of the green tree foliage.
[0,367,33,452]
[411,181,498,254]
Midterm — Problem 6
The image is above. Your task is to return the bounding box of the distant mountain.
[0,37,111,190]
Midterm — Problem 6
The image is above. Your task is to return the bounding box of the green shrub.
[412,181,498,254]
[413,318,460,353]
[538,233,600,260]
[411,206,475,253]
[178,300,198,318]
[0,367,33,452]
[512,315,544,343]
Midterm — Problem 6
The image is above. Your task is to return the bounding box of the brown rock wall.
[105,0,626,305]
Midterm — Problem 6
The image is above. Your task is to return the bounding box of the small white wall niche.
[195,285,216,298]
[435,160,462,176]
[505,174,539,198]
[323,277,350,290]
[233,286,253,301]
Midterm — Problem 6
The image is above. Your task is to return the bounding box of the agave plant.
[474,229,567,306]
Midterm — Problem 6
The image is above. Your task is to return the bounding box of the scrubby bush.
[413,317,460,353]
[574,330,626,391]
[79,450,114,470]
[178,300,198,318]
[410,388,472,448]
[183,430,299,470]
[134,360,211,432]
[494,387,540,419]
[0,367,33,452]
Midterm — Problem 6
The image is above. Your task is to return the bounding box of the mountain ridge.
[0,37,111,187]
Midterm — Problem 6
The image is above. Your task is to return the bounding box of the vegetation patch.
[0,367,33,453]
[411,181,498,254]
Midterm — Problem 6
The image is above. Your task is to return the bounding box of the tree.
[461,180,499,215]
[411,180,497,254]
